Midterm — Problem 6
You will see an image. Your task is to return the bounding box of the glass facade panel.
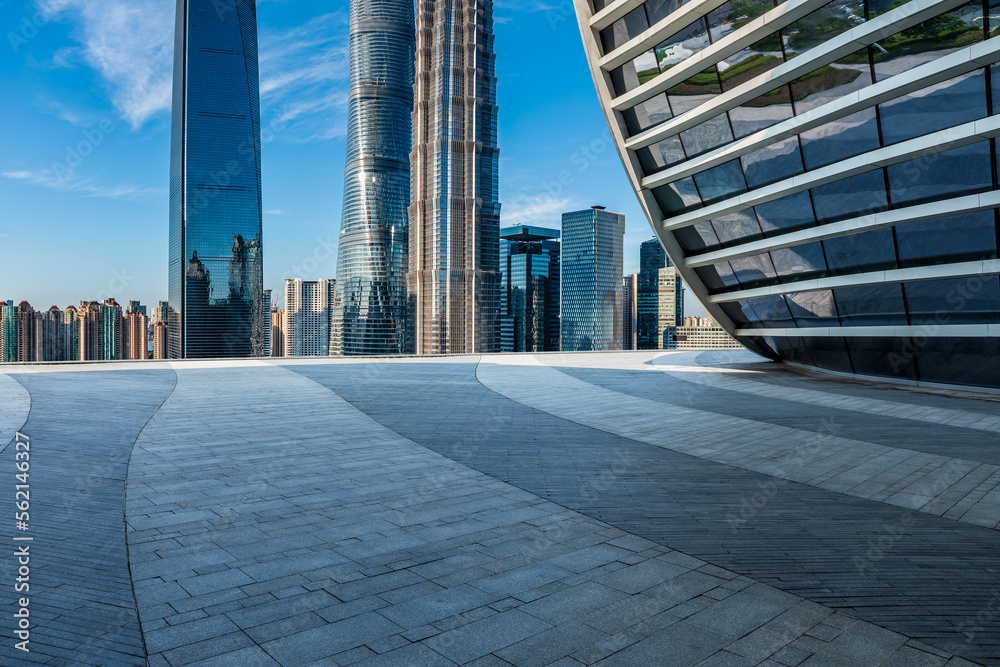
[896,211,997,268]
[653,177,702,215]
[786,289,839,327]
[823,228,897,275]
[741,137,804,188]
[887,142,992,207]
[600,6,649,53]
[668,67,723,115]
[755,191,815,235]
[799,109,880,170]
[693,159,747,204]
[789,48,871,115]
[680,115,733,157]
[844,337,918,379]
[905,276,1000,325]
[675,220,721,252]
[871,1,983,82]
[879,70,987,146]
[727,86,794,138]
[695,262,740,290]
[811,171,888,223]
[770,242,828,281]
[731,253,777,287]
[636,135,686,174]
[834,283,908,325]
[746,295,795,327]
[918,337,1000,387]
[623,92,672,135]
[712,209,763,244]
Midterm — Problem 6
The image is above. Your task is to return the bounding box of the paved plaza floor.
[0,350,998,666]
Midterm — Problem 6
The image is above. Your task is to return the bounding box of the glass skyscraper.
[577,0,1000,389]
[408,0,501,354]
[333,0,414,356]
[561,206,625,351]
[168,0,265,359]
[500,225,561,352]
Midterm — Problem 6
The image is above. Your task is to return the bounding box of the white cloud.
[38,0,175,129]
[38,2,350,142]
[264,209,283,215]
[502,194,574,228]
[3,169,162,200]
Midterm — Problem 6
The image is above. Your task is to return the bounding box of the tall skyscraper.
[408,0,501,355]
[284,279,336,357]
[168,0,264,359]
[261,289,272,357]
[623,274,638,351]
[500,226,561,353]
[101,300,124,362]
[561,206,625,352]
[637,238,684,350]
[333,0,414,357]
[42,307,62,362]
[79,301,103,361]
[16,302,40,363]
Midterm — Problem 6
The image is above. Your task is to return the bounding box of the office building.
[168,0,265,359]
[561,206,625,351]
[500,225,561,352]
[15,302,40,363]
[153,322,169,361]
[0,303,14,363]
[334,0,414,356]
[623,274,638,350]
[674,317,743,350]
[270,307,285,358]
[408,0,501,354]
[101,300,124,362]
[62,306,79,361]
[124,310,149,360]
[261,290,272,358]
[637,238,684,350]
[576,0,1000,388]
[284,279,336,357]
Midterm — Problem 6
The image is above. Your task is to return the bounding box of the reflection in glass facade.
[561,207,625,351]
[408,0,501,354]
[168,0,265,359]
[578,0,1000,388]
[500,226,561,352]
[333,0,414,356]
[637,238,685,349]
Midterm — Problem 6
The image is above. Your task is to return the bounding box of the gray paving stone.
[424,609,553,664]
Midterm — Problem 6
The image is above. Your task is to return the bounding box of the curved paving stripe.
[0,372,30,451]
[478,354,1000,530]
[122,359,970,667]
[0,367,177,667]
[656,350,1000,432]
[293,357,1000,664]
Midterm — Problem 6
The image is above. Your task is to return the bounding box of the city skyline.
[0,2,707,317]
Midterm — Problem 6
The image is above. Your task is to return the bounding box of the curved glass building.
[575,0,1000,389]
[333,0,415,356]
[168,0,265,359]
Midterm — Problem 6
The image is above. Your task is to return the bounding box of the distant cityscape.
[1,207,737,363]
[1,0,739,364]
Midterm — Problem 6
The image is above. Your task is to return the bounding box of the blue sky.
[0,0,705,315]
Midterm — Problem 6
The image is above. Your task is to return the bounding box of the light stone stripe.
[477,353,1000,530]
[711,258,1000,303]
[639,39,1000,183]
[0,372,29,451]
[686,191,1000,268]
[654,350,1000,433]
[610,0,969,112]
[662,115,1000,233]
